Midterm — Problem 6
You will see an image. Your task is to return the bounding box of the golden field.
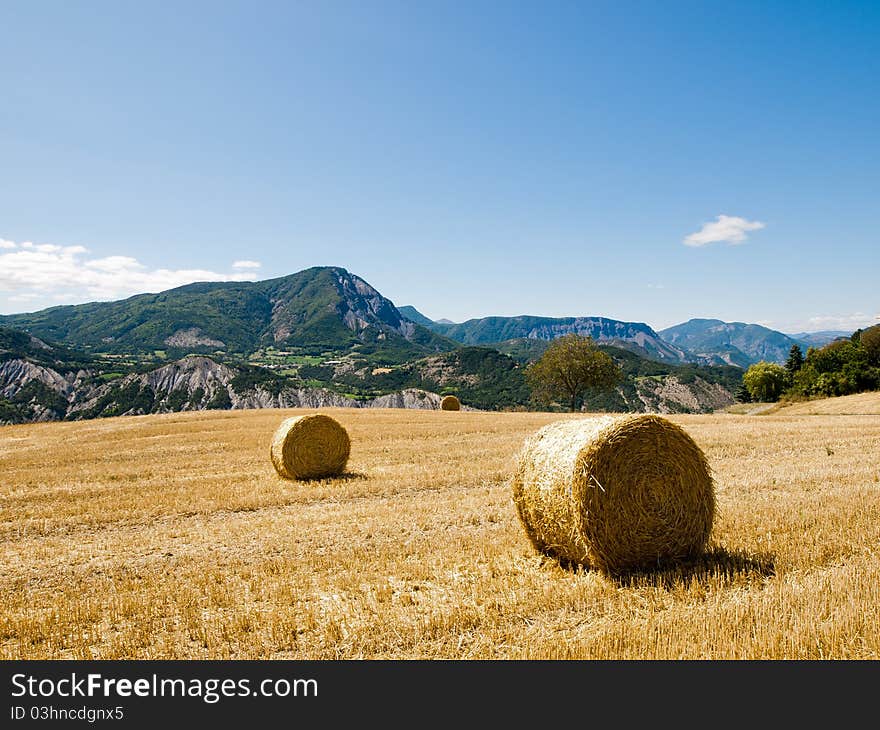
[1,400,879,659]
[774,391,880,416]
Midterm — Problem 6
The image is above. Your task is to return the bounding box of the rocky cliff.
[0,355,446,424]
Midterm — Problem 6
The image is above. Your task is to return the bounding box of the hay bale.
[511,415,714,574]
[440,395,461,411]
[270,414,350,480]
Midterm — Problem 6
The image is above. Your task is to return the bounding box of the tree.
[860,324,880,365]
[785,344,804,375]
[809,339,862,374]
[525,334,622,411]
[742,361,788,402]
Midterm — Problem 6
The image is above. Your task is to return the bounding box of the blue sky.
[1,1,877,333]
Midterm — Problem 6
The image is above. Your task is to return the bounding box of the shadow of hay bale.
[551,545,775,589]
[281,471,369,484]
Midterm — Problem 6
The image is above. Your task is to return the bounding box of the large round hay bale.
[440,395,461,411]
[270,414,350,480]
[511,415,714,574]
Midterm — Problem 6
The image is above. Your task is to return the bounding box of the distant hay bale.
[511,415,714,574]
[440,395,461,411]
[270,414,350,480]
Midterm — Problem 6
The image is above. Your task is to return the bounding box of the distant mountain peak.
[788,330,851,348]
[398,305,435,327]
[415,313,690,364]
[659,318,805,367]
[0,266,456,363]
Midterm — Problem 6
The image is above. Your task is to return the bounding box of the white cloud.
[684,215,765,247]
[0,236,263,312]
[798,312,880,332]
[232,260,262,269]
[84,255,145,273]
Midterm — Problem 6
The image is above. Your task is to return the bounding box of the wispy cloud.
[798,312,880,332]
[683,215,765,247]
[0,237,263,312]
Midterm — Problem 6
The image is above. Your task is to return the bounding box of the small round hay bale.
[440,395,461,411]
[511,414,714,574]
[270,414,350,480]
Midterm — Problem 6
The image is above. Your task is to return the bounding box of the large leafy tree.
[742,361,788,402]
[525,334,622,411]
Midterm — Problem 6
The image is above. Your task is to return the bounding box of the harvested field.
[773,391,880,416]
[1,404,879,659]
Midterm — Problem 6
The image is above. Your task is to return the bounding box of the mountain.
[585,345,741,413]
[0,268,749,422]
[658,318,807,367]
[0,346,449,424]
[1,325,96,423]
[490,338,551,363]
[1,324,741,423]
[65,356,451,419]
[0,267,456,364]
[397,305,436,327]
[0,325,93,371]
[330,346,531,411]
[416,315,689,364]
[789,331,851,348]
[301,343,740,414]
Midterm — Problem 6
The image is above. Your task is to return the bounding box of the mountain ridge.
[400,307,850,367]
[789,330,851,348]
[659,318,808,367]
[402,310,690,364]
[0,267,456,364]
[1,323,741,423]
[4,268,855,372]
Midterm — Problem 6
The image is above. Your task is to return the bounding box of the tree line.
[740,324,880,402]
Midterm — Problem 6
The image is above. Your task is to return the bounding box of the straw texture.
[511,415,714,573]
[270,414,350,480]
[440,395,461,411]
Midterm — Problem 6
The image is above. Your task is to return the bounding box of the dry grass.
[1,405,879,659]
[773,391,880,416]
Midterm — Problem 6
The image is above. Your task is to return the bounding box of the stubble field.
[1,402,879,659]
